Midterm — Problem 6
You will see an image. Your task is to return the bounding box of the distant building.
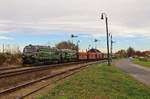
[142,51,150,56]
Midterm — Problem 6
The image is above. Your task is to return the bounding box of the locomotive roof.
[24,45,77,52]
[27,45,51,48]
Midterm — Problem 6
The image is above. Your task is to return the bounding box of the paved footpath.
[115,59,150,86]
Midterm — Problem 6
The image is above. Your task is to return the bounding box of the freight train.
[22,44,105,64]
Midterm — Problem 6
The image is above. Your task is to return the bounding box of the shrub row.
[0,53,22,66]
[137,57,150,62]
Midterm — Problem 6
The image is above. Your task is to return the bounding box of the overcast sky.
[0,0,150,52]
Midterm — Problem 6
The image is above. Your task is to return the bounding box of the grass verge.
[38,64,150,99]
[132,59,150,68]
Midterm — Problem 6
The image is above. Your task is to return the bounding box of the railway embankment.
[0,61,101,98]
[38,63,150,99]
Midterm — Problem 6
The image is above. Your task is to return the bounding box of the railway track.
[0,60,104,73]
[0,61,104,98]
[0,61,88,79]
[0,67,22,71]
[0,61,86,72]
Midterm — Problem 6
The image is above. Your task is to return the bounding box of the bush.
[0,52,22,66]
[138,57,150,62]
[0,53,7,65]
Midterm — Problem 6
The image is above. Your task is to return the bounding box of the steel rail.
[0,61,103,97]
[0,61,87,79]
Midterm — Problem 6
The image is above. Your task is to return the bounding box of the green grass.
[132,59,150,68]
[38,64,150,99]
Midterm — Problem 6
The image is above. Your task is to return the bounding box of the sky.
[0,0,150,52]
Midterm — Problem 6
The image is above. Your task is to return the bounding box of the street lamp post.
[101,13,111,66]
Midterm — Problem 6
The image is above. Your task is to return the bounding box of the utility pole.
[110,35,112,61]
[101,13,111,66]
[110,34,115,62]
[76,40,80,60]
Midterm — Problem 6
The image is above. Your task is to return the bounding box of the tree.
[135,51,143,56]
[115,49,127,58]
[56,41,77,50]
[127,47,135,57]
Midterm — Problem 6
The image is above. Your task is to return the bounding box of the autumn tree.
[135,51,143,56]
[115,49,127,58]
[56,41,77,50]
[127,47,135,57]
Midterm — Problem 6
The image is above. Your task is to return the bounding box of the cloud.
[0,35,13,40]
[0,0,150,39]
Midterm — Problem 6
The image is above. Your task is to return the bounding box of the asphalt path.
[115,59,150,86]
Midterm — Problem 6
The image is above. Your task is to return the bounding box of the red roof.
[143,51,150,55]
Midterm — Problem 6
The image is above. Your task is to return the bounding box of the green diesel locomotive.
[22,45,77,64]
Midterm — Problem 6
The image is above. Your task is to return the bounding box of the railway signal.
[71,34,78,43]
[88,44,91,50]
[71,34,78,49]
[94,39,100,49]
[71,34,78,38]
[100,12,111,66]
